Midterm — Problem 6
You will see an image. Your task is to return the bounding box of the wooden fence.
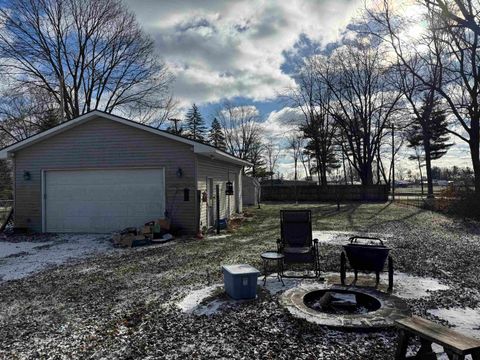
[261,185,389,202]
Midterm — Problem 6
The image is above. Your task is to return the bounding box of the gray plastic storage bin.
[222,264,260,300]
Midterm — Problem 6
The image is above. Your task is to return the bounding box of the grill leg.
[375,271,380,287]
[340,252,346,285]
[388,256,394,291]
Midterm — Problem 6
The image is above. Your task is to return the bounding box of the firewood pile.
[112,219,173,248]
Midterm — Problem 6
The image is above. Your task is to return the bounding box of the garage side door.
[45,168,165,233]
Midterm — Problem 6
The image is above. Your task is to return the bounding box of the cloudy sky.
[125,0,471,179]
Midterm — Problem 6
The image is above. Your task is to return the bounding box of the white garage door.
[45,168,165,233]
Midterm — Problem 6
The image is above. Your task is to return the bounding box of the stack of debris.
[112,219,174,248]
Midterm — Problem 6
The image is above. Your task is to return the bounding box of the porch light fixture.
[176,168,183,178]
[23,171,31,181]
[225,181,234,195]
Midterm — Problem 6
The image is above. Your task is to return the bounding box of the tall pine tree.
[407,98,453,196]
[208,118,226,150]
[185,104,206,142]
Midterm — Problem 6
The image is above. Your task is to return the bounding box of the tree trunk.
[470,139,480,196]
[360,163,374,185]
[319,158,328,187]
[377,145,381,184]
[342,150,348,185]
[314,140,323,186]
[418,157,424,196]
[423,137,434,198]
[294,158,298,204]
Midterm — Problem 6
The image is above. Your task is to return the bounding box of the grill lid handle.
[348,236,384,246]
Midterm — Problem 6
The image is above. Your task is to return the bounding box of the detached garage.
[44,168,165,233]
[0,110,249,234]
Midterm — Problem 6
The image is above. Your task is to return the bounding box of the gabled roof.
[0,110,251,166]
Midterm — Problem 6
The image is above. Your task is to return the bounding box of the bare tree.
[318,41,402,185]
[424,0,480,34]
[368,0,480,194]
[216,102,264,173]
[0,0,172,121]
[300,149,311,180]
[287,133,304,203]
[264,140,281,185]
[0,87,60,146]
[287,133,304,182]
[284,56,338,185]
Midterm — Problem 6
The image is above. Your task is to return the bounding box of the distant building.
[242,176,261,206]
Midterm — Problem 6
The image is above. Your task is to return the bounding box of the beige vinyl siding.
[196,155,242,229]
[14,117,197,233]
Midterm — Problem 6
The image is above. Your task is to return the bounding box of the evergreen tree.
[301,121,340,184]
[407,98,453,196]
[185,104,206,142]
[245,140,267,178]
[407,107,452,160]
[208,118,226,150]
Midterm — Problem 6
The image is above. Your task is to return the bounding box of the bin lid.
[222,264,260,275]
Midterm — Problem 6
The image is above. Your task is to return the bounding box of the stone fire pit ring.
[280,284,410,330]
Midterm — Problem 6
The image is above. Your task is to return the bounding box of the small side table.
[261,251,285,286]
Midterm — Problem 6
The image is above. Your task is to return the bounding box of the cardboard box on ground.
[112,218,173,248]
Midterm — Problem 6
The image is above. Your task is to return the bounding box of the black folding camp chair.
[276,210,320,279]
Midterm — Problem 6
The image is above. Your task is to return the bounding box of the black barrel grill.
[340,236,393,291]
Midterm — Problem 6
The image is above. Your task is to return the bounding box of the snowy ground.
[176,271,450,316]
[0,234,115,282]
[1,203,480,359]
[312,230,393,245]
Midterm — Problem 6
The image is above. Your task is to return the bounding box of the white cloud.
[125,0,363,106]
[262,106,304,141]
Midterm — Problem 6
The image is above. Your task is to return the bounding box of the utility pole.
[169,118,182,134]
[391,122,395,201]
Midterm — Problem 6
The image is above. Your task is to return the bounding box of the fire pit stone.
[280,284,410,329]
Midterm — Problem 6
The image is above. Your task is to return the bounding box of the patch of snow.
[428,307,480,339]
[257,270,448,300]
[331,271,448,299]
[236,236,255,243]
[194,299,225,316]
[177,284,222,313]
[392,272,450,299]
[0,234,115,282]
[205,234,231,240]
[259,275,327,295]
[259,275,301,295]
[0,241,54,258]
[312,231,392,245]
